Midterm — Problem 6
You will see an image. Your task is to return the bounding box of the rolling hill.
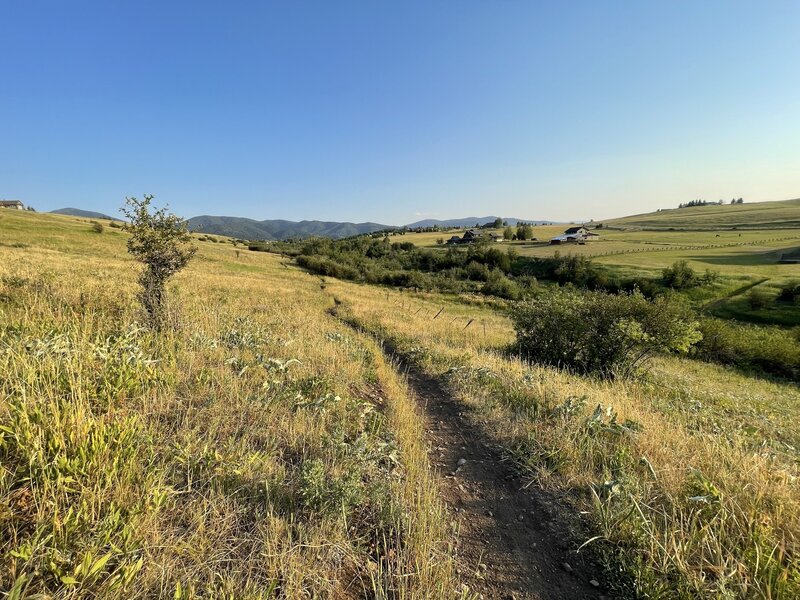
[186,215,392,240]
[604,197,800,230]
[189,215,560,240]
[406,216,557,228]
[50,207,115,220]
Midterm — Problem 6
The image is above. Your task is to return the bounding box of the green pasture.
[603,197,800,229]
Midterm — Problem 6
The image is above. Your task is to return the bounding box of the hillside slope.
[604,197,800,230]
[0,209,455,598]
[187,215,392,240]
[50,207,115,220]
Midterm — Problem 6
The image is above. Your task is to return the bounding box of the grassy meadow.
[2,204,800,598]
[328,279,800,598]
[398,200,800,327]
[0,210,457,598]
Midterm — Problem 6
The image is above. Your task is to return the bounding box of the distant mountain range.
[49,207,559,240]
[189,215,561,240]
[186,215,391,240]
[405,216,557,228]
[51,207,115,220]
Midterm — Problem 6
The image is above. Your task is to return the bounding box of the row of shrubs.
[295,253,526,299]
[254,232,729,307]
[276,235,711,301]
[511,287,800,382]
[693,318,800,380]
[291,238,528,298]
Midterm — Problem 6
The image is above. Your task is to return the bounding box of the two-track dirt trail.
[385,346,607,599]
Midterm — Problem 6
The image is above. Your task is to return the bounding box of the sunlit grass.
[0,211,456,598]
[331,278,800,598]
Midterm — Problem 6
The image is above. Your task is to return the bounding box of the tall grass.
[332,281,800,598]
[0,217,456,599]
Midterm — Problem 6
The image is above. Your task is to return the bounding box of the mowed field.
[400,200,800,323]
[605,197,800,230]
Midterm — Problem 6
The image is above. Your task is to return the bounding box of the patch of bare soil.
[392,352,608,600]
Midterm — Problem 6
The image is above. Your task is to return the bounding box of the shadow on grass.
[683,244,800,266]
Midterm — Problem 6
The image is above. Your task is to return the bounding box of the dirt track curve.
[389,347,608,600]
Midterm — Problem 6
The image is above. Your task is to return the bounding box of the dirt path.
[387,348,606,600]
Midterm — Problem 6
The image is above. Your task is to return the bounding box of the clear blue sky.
[2,1,799,224]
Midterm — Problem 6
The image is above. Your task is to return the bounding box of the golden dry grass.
[0,210,456,599]
[4,207,800,598]
[330,279,800,598]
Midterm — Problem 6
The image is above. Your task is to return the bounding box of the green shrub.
[748,287,771,310]
[778,281,800,304]
[694,318,800,380]
[90,221,104,234]
[702,268,720,284]
[662,260,699,289]
[512,289,701,378]
[296,255,361,281]
[554,254,595,286]
[481,270,521,300]
[691,318,741,365]
[465,261,490,281]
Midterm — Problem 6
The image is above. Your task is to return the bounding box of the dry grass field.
[0,210,456,599]
[329,279,800,598]
[2,207,799,598]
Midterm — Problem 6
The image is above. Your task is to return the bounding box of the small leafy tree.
[516,223,533,241]
[662,260,699,289]
[503,225,514,241]
[122,195,196,329]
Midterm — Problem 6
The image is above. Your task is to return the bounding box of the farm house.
[0,200,24,210]
[550,226,600,245]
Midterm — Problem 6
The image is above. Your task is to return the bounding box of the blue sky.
[2,1,799,224]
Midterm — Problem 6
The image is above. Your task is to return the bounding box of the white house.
[0,200,24,210]
[550,226,600,245]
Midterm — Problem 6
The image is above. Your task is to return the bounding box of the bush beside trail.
[694,318,800,381]
[511,289,701,379]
